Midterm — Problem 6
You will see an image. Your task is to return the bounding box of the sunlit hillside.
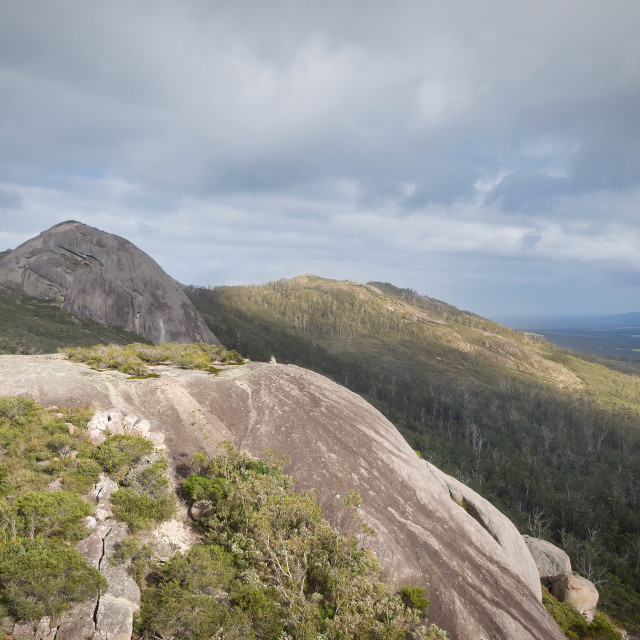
[188,276,640,630]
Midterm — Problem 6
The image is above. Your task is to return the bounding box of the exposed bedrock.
[0,221,217,344]
[0,354,565,640]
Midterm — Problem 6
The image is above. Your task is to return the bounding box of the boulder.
[132,418,150,437]
[523,535,572,583]
[11,622,36,640]
[88,428,107,446]
[55,601,96,640]
[87,410,108,432]
[550,572,599,621]
[105,409,123,434]
[122,414,138,432]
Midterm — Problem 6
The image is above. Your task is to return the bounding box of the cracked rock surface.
[0,220,217,345]
[11,476,140,640]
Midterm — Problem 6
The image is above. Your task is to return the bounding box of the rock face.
[523,535,572,583]
[0,354,566,640]
[550,572,599,621]
[11,474,140,640]
[0,221,217,344]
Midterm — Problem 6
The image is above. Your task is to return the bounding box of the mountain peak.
[0,221,218,345]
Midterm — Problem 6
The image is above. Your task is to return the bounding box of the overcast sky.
[1,1,639,321]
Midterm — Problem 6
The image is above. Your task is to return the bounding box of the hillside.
[187,276,640,629]
[0,291,149,354]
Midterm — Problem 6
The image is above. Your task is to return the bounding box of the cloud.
[0,0,639,317]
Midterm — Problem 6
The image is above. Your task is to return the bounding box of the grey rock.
[102,564,141,605]
[122,415,137,432]
[94,594,135,640]
[77,522,112,569]
[87,411,108,432]
[190,499,212,520]
[523,535,572,582]
[34,617,56,640]
[103,522,131,559]
[88,429,107,446]
[105,409,123,435]
[0,220,218,344]
[550,572,599,620]
[11,621,35,640]
[94,475,119,505]
[147,431,165,448]
[425,462,541,599]
[0,355,567,640]
[54,601,96,640]
[132,418,150,437]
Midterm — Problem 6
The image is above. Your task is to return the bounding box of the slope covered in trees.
[0,291,149,354]
[188,276,640,630]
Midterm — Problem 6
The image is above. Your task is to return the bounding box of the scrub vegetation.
[542,588,621,640]
[0,396,175,625]
[188,277,640,630]
[0,397,106,621]
[136,442,447,640]
[0,291,148,355]
[66,341,244,376]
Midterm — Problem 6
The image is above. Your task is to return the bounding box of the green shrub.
[66,342,245,376]
[136,442,446,640]
[542,587,622,640]
[0,538,106,620]
[114,536,156,586]
[400,586,430,613]
[111,488,175,532]
[135,545,246,640]
[15,490,91,540]
[91,434,154,480]
[0,396,39,420]
[182,474,226,502]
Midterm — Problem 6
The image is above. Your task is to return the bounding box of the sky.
[0,0,639,322]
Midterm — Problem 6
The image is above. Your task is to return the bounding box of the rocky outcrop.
[0,354,566,640]
[10,474,140,640]
[523,535,572,584]
[0,221,217,345]
[425,462,541,598]
[87,408,163,449]
[550,572,599,621]
[524,535,600,621]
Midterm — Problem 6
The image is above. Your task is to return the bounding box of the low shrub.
[542,587,622,640]
[91,434,154,480]
[66,342,245,376]
[111,488,175,532]
[14,490,91,541]
[0,538,106,620]
[400,586,430,613]
[136,442,448,640]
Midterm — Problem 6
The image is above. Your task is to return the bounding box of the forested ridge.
[188,276,640,630]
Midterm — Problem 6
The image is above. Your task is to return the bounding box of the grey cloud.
[1,0,640,317]
[520,231,542,250]
[0,188,23,209]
